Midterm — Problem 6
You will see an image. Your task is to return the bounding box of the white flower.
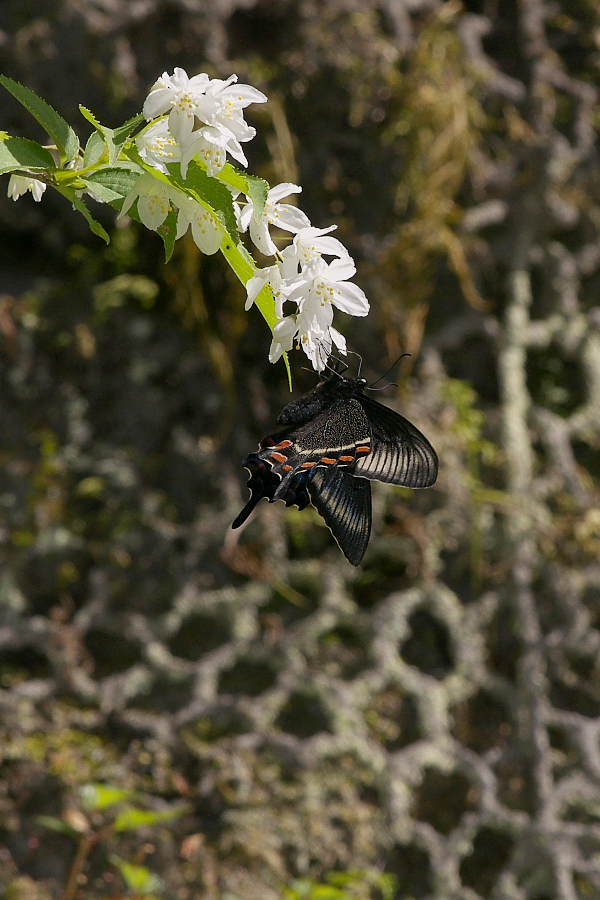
[245,263,290,316]
[136,119,181,174]
[180,125,243,178]
[119,172,183,231]
[239,183,311,256]
[268,311,347,370]
[142,69,267,168]
[280,225,352,273]
[299,322,347,370]
[288,256,370,327]
[269,316,298,364]
[176,196,223,255]
[143,68,211,142]
[8,174,46,202]
[197,75,267,141]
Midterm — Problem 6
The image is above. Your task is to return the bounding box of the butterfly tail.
[232,494,262,529]
[232,453,280,529]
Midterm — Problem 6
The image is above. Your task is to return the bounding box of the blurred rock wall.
[1,1,600,898]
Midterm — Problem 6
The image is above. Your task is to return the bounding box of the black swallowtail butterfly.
[232,363,438,565]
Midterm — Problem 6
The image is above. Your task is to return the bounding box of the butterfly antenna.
[369,352,411,387]
[344,349,363,378]
[366,381,399,392]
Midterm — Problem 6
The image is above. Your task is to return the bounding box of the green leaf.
[0,136,55,175]
[0,75,79,163]
[80,107,144,166]
[170,160,239,242]
[81,178,123,204]
[112,113,145,150]
[83,165,144,207]
[83,131,107,167]
[217,162,250,193]
[35,815,79,838]
[80,107,120,165]
[220,237,292,388]
[68,193,110,243]
[217,163,271,222]
[78,105,102,132]
[220,238,278,328]
[113,858,164,894]
[245,174,270,223]
[79,782,136,812]
[157,205,178,262]
[112,804,189,832]
[217,164,269,222]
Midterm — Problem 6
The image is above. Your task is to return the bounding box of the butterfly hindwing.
[256,399,372,502]
[353,393,438,488]
[308,467,372,566]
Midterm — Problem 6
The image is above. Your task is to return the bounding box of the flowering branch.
[0,68,370,373]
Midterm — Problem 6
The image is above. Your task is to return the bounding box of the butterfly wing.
[257,398,372,502]
[354,394,438,488]
[308,467,372,566]
[232,378,437,564]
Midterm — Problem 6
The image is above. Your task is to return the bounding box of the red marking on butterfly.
[321,457,337,465]
[274,439,293,449]
[340,455,354,462]
[269,451,289,463]
[301,461,317,468]
[356,446,370,453]
[282,464,293,471]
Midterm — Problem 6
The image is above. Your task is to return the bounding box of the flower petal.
[249,217,278,256]
[268,182,302,203]
[268,203,311,233]
[329,326,347,354]
[327,257,356,281]
[190,209,223,255]
[245,269,271,310]
[331,281,370,316]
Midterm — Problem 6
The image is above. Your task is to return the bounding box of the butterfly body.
[233,368,438,565]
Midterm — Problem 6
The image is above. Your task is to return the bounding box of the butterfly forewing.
[308,468,372,566]
[353,394,438,488]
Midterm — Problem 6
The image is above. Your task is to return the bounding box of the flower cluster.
[3,67,370,370]
[245,224,369,369]
[132,68,370,369]
[123,68,270,255]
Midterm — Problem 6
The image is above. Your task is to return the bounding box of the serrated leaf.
[112,113,145,149]
[217,165,269,222]
[84,166,144,207]
[81,178,122,203]
[35,815,79,837]
[113,804,189,832]
[244,174,270,223]
[80,106,120,166]
[0,136,55,175]
[80,107,144,166]
[79,782,136,812]
[218,162,250,194]
[113,858,164,894]
[0,75,79,163]
[169,161,239,242]
[78,105,102,131]
[83,131,107,167]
